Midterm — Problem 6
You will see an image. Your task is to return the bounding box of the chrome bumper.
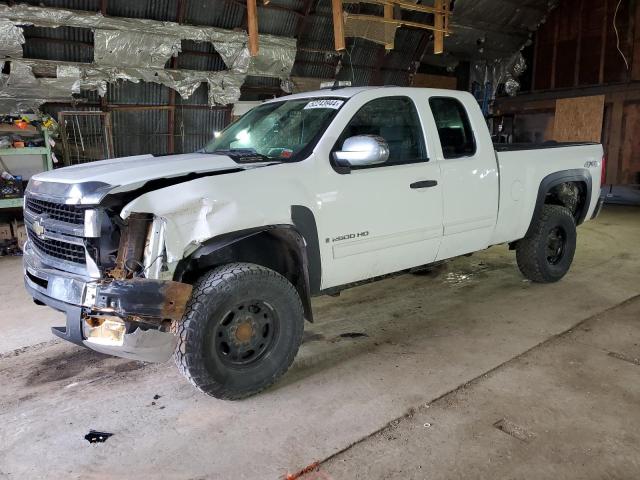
[23,242,182,363]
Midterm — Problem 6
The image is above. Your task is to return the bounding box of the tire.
[173,263,304,400]
[516,205,577,283]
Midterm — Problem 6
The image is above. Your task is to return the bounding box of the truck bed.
[494,141,598,152]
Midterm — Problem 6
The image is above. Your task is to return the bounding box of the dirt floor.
[0,205,638,480]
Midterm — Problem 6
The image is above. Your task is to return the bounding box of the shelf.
[0,125,38,135]
[0,147,49,156]
[0,197,23,209]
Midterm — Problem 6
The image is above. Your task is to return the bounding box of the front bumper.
[23,242,192,362]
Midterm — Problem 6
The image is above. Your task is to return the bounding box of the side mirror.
[333,135,390,168]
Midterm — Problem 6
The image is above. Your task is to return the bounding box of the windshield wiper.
[210,149,276,163]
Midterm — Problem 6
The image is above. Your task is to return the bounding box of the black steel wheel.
[545,226,567,265]
[516,205,577,283]
[174,263,304,400]
[214,300,279,367]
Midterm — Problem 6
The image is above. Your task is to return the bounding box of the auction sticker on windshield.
[304,99,344,110]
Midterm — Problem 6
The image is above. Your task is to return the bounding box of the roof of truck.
[264,87,376,102]
[265,86,471,103]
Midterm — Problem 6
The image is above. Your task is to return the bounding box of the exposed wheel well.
[174,227,314,322]
[544,181,588,222]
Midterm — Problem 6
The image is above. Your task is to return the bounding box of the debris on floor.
[285,460,320,480]
[85,430,114,443]
[493,418,534,443]
[607,351,640,366]
[338,332,368,339]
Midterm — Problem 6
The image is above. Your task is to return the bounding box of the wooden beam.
[384,3,394,50]
[345,14,449,34]
[599,0,609,84]
[632,0,640,80]
[434,0,444,54]
[573,0,584,87]
[531,30,539,91]
[247,0,259,56]
[607,95,625,184]
[550,10,559,89]
[332,0,346,51]
[344,0,449,16]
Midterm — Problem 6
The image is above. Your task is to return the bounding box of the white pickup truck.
[23,87,605,399]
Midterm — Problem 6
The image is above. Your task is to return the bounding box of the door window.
[429,97,476,159]
[334,96,427,169]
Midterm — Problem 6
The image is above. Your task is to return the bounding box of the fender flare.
[173,206,322,321]
[525,168,592,237]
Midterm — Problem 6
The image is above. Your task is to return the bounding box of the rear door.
[426,96,499,260]
[317,93,444,289]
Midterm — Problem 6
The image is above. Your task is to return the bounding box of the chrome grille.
[25,197,88,225]
[27,226,86,265]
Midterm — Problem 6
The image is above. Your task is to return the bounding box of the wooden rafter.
[335,0,451,54]
[332,0,346,51]
[342,14,450,34]
[434,0,443,54]
[247,0,259,56]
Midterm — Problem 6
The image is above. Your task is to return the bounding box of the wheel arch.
[525,169,592,238]
[173,206,321,322]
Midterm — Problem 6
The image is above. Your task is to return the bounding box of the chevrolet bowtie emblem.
[32,220,46,238]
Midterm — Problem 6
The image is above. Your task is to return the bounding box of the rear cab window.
[429,97,476,159]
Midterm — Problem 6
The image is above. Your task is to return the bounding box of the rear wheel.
[174,263,304,399]
[516,205,577,283]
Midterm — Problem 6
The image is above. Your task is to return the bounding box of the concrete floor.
[0,206,638,479]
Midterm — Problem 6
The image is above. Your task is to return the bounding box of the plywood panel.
[411,73,457,90]
[553,95,605,142]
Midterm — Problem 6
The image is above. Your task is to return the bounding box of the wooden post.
[633,0,640,80]
[434,0,444,54]
[384,3,394,50]
[598,0,609,84]
[332,0,346,51]
[247,0,259,56]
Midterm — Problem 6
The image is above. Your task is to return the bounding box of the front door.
[317,95,444,289]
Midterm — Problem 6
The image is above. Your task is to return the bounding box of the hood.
[27,153,277,204]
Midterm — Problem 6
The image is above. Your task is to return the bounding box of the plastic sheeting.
[55,63,246,105]
[0,58,248,113]
[471,52,527,99]
[0,3,297,78]
[0,19,24,58]
[0,61,75,114]
[0,3,298,110]
[93,30,181,68]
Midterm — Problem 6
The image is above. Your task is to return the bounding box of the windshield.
[203,97,345,161]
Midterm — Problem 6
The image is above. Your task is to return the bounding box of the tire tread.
[516,205,576,283]
[173,263,304,400]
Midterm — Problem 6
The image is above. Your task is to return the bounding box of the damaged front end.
[23,185,192,362]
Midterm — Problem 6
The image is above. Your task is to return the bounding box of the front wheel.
[516,205,577,283]
[174,263,304,399]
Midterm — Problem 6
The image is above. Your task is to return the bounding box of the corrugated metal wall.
[20,0,552,159]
